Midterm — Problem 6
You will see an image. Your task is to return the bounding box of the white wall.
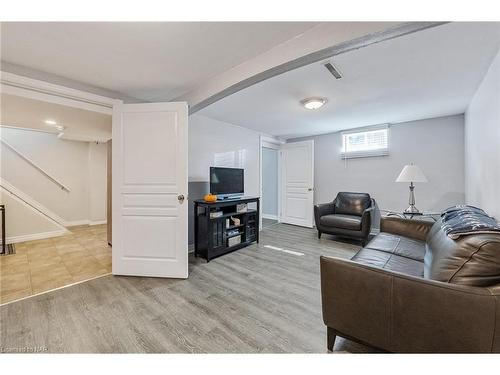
[188,114,261,197]
[1,127,107,227]
[290,115,465,222]
[262,147,278,217]
[465,49,500,220]
[0,190,66,243]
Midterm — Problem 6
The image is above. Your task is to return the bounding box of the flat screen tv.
[210,167,244,199]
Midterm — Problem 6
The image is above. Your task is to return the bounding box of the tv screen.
[210,167,244,196]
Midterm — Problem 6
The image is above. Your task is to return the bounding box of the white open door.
[112,102,188,278]
[280,140,314,227]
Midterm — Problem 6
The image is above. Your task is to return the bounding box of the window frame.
[340,124,390,160]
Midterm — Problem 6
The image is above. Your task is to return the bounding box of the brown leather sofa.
[320,216,500,353]
[314,192,375,246]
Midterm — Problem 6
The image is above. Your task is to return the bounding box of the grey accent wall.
[465,49,500,220]
[188,181,209,245]
[262,147,278,217]
[289,114,465,228]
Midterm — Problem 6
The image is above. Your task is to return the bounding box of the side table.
[381,210,441,222]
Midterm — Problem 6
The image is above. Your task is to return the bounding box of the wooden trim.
[0,272,111,307]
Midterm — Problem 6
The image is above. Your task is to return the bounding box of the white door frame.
[259,135,284,230]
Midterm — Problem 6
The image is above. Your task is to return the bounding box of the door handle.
[178,194,185,203]
[308,188,313,191]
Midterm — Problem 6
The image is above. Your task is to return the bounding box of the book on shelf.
[236,203,247,213]
[228,235,241,247]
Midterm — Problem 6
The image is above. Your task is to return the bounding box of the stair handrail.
[0,181,67,228]
[0,138,71,192]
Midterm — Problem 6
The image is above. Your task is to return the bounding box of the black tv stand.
[193,197,259,262]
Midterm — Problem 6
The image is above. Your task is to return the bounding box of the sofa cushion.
[334,192,371,216]
[365,233,426,262]
[351,248,424,277]
[425,219,500,286]
[320,214,362,231]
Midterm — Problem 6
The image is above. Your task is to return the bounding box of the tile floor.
[0,224,111,304]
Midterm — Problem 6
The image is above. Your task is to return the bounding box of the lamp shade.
[396,164,428,183]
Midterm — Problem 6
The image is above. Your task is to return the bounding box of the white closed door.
[280,140,314,227]
[112,102,188,278]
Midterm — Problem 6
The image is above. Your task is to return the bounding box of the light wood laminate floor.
[262,218,278,228]
[0,223,376,353]
[0,225,111,304]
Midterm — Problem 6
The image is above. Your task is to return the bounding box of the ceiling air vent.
[324,62,342,79]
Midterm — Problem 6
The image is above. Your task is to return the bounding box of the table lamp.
[396,163,428,214]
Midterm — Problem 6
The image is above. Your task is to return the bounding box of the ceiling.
[0,22,318,102]
[0,93,112,141]
[200,22,500,139]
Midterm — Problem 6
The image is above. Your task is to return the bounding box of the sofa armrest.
[314,200,336,227]
[360,199,376,237]
[380,216,433,241]
[320,256,498,352]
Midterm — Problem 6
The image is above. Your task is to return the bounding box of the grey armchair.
[314,192,375,246]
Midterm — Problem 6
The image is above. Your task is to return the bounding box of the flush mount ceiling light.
[300,97,327,110]
[44,119,65,132]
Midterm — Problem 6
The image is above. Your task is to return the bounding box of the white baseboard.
[65,219,95,227]
[89,220,107,226]
[262,214,279,220]
[56,219,107,227]
[0,229,68,245]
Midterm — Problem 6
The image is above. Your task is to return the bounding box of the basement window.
[341,125,389,159]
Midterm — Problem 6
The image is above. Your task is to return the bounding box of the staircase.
[0,135,71,244]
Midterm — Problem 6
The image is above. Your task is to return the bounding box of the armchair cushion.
[314,202,335,218]
[334,192,372,216]
[320,214,362,231]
